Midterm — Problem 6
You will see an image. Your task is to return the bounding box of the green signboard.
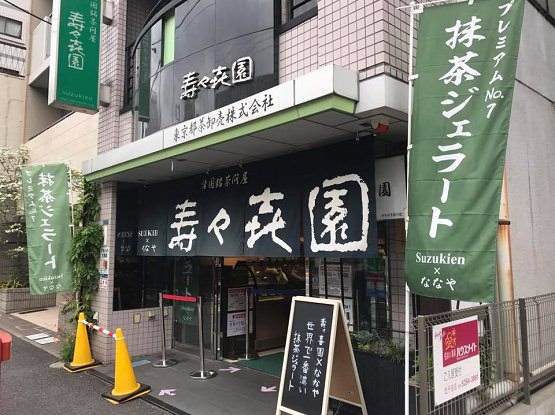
[22,164,73,295]
[405,0,525,303]
[48,0,101,113]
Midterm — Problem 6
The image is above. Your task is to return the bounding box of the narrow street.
[0,334,170,415]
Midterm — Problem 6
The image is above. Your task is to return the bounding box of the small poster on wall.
[227,288,253,312]
[318,264,352,298]
[226,311,253,337]
[375,155,406,220]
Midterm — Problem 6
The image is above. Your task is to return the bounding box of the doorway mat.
[236,352,284,377]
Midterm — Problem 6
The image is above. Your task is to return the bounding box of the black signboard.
[281,299,334,414]
[277,297,367,415]
[117,141,377,258]
[136,185,168,256]
[115,188,137,256]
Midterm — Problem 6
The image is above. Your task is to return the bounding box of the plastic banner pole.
[190,296,216,380]
[152,292,177,368]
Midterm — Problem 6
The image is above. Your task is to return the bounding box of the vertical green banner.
[405,0,525,302]
[22,164,73,295]
[48,0,101,113]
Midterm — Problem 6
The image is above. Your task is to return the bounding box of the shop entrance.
[172,257,219,359]
[220,257,306,360]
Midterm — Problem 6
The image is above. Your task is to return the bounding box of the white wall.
[0,74,25,147]
[26,112,98,170]
[506,2,555,298]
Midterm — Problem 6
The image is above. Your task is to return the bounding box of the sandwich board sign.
[276,296,367,415]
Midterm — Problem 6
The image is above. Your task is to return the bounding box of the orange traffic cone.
[64,312,101,372]
[102,328,150,404]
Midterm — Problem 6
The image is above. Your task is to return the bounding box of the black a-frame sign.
[276,297,367,415]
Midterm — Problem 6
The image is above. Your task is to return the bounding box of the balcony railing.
[0,39,26,77]
[29,16,51,87]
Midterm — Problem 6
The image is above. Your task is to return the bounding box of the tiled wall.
[98,0,127,154]
[125,0,151,47]
[279,0,413,83]
[91,181,116,361]
[91,179,174,362]
[279,17,319,82]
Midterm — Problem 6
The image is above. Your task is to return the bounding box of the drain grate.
[18,308,48,314]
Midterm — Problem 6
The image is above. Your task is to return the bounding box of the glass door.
[173,257,216,358]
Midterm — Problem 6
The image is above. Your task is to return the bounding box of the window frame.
[279,0,317,33]
[162,10,175,66]
[0,16,23,39]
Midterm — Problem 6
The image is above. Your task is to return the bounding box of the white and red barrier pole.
[80,319,117,338]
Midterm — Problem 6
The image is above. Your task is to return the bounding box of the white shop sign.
[163,82,294,149]
[433,315,481,405]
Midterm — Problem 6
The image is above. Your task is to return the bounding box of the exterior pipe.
[497,169,520,381]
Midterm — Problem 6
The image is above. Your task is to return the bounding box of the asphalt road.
[0,334,170,415]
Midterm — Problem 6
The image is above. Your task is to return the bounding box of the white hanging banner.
[375,155,406,220]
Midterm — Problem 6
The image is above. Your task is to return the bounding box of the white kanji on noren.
[168,200,199,252]
[207,208,231,245]
[245,187,292,253]
[308,174,369,253]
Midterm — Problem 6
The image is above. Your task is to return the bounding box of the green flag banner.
[22,164,73,295]
[405,0,525,302]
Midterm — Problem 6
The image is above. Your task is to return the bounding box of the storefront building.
[82,0,555,364]
[84,0,412,362]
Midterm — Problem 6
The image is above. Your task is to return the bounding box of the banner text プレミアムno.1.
[405,0,525,302]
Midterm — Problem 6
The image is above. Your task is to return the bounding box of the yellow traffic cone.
[64,312,101,372]
[102,328,150,404]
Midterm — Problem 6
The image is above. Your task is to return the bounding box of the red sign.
[442,319,479,367]
[433,315,481,405]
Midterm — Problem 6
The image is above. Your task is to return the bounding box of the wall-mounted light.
[372,122,390,134]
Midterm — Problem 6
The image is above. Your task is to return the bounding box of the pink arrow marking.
[219,366,241,373]
[261,386,277,393]
[159,389,176,396]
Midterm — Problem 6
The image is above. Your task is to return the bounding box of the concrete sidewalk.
[500,382,555,415]
[94,349,279,415]
[7,308,555,415]
[0,310,279,415]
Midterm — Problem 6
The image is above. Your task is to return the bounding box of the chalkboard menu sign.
[281,300,333,414]
[276,297,367,415]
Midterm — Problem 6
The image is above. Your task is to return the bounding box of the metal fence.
[0,40,26,76]
[412,292,555,414]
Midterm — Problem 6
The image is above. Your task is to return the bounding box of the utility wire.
[1,0,51,25]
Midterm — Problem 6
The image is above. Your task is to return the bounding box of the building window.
[122,45,134,111]
[162,11,175,66]
[280,0,317,32]
[0,16,22,39]
[290,0,316,20]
